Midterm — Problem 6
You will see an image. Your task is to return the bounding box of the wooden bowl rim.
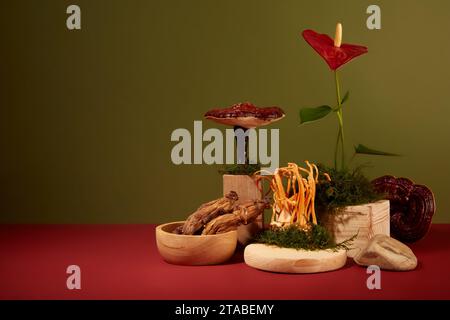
[156,221,237,238]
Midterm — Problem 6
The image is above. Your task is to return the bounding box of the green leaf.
[354,144,400,156]
[341,91,350,104]
[299,105,333,124]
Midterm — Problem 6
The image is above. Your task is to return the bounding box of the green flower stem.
[334,126,341,170]
[337,110,345,169]
[334,71,345,170]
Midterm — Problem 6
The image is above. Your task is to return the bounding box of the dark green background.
[1,0,449,223]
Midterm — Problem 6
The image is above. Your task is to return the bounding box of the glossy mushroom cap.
[372,175,436,243]
[204,102,285,129]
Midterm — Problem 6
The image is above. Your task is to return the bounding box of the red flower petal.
[302,29,368,70]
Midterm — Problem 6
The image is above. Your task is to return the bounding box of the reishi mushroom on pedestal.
[204,102,285,245]
[204,102,285,164]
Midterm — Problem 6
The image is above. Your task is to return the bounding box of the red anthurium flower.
[302,25,368,70]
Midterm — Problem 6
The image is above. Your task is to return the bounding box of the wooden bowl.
[244,243,347,273]
[156,221,238,265]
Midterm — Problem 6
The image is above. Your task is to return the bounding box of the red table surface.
[0,224,449,300]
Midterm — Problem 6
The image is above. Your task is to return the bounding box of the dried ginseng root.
[201,214,240,235]
[202,199,269,235]
[180,191,239,235]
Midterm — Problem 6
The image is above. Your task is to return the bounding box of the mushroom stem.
[334,23,342,48]
[234,125,250,164]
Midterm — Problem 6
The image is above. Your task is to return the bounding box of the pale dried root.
[202,199,269,235]
[181,191,239,235]
[201,213,240,235]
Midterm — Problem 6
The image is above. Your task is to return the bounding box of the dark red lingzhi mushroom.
[372,176,436,243]
[204,102,285,129]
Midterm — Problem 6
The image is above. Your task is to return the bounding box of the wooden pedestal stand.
[223,174,263,245]
[244,244,347,273]
[319,200,390,258]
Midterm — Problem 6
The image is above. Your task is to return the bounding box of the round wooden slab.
[244,244,347,274]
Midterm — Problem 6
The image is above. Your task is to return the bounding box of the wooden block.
[319,200,390,258]
[223,174,263,245]
[244,243,347,273]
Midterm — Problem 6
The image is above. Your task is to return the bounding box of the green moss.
[218,164,261,175]
[254,224,355,251]
[315,164,383,213]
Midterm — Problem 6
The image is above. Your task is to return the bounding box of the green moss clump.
[254,224,354,251]
[315,164,383,212]
[219,164,261,175]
